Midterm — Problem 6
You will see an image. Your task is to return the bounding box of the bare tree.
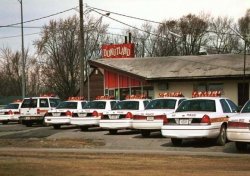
[207,16,240,54]
[35,15,108,99]
[178,14,209,55]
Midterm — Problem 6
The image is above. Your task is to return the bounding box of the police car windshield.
[56,101,77,109]
[176,99,216,112]
[241,101,250,113]
[5,103,19,109]
[112,101,139,110]
[146,99,176,110]
[83,101,106,109]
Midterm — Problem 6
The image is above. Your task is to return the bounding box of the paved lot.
[0,123,248,156]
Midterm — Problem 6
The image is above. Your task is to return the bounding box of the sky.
[0,0,249,54]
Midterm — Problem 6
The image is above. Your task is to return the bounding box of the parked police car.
[0,100,22,125]
[161,91,238,146]
[100,95,150,134]
[132,92,186,137]
[45,97,87,129]
[70,96,117,131]
[19,94,61,127]
[227,100,250,152]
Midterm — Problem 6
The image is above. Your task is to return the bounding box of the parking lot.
[0,123,250,176]
[0,123,248,154]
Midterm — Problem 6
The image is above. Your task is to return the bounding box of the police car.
[227,100,250,152]
[44,97,87,129]
[70,96,117,131]
[19,94,61,127]
[132,92,186,137]
[0,100,22,125]
[100,95,150,134]
[161,91,238,146]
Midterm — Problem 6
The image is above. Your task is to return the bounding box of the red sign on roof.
[102,43,135,58]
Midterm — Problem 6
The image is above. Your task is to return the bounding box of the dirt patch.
[0,138,105,148]
[0,151,250,176]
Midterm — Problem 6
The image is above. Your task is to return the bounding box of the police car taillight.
[66,111,72,117]
[92,111,98,117]
[8,110,13,115]
[125,112,133,119]
[228,121,249,128]
[201,115,211,125]
[92,111,103,118]
[163,115,169,125]
[37,109,41,114]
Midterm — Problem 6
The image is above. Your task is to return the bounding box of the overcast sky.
[0,0,249,54]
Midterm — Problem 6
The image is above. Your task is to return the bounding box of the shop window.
[158,82,168,90]
[194,83,223,93]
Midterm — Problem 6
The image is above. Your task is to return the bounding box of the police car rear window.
[84,101,106,109]
[21,99,37,108]
[112,101,139,110]
[5,103,19,109]
[57,101,78,109]
[176,99,216,112]
[146,99,176,110]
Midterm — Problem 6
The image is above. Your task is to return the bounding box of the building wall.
[154,80,250,105]
[83,68,104,101]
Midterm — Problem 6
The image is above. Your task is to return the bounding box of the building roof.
[89,54,250,81]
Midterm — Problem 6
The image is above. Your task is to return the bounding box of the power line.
[87,5,181,37]
[0,6,78,28]
[0,32,40,40]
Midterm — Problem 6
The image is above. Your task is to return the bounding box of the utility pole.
[18,0,25,98]
[79,0,85,97]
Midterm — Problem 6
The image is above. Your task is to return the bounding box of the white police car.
[44,97,87,129]
[161,91,238,146]
[227,100,250,152]
[132,92,186,137]
[19,94,61,127]
[0,100,22,125]
[100,95,150,134]
[70,96,117,131]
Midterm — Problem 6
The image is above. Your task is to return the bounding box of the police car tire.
[25,122,32,127]
[235,142,247,152]
[2,121,8,125]
[53,124,61,129]
[80,126,89,131]
[141,130,151,137]
[171,138,182,146]
[216,124,227,146]
[109,129,118,135]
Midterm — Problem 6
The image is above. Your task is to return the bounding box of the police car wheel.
[80,126,89,131]
[171,138,182,146]
[2,121,8,125]
[53,124,61,129]
[141,130,150,137]
[235,142,247,152]
[109,129,117,135]
[216,124,227,146]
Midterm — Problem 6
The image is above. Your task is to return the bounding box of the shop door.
[238,83,249,107]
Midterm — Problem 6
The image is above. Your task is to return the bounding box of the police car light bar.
[96,95,115,100]
[159,92,183,97]
[13,99,22,103]
[125,94,147,99]
[68,96,85,100]
[192,91,221,98]
[40,93,56,97]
